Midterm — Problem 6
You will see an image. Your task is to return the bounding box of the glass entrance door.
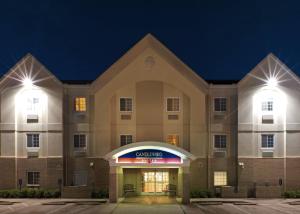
[142,169,169,194]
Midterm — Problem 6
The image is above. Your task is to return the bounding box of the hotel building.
[0,34,300,203]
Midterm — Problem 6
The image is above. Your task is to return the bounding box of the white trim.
[166,97,180,113]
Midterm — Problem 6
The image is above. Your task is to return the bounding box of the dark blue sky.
[0,0,300,81]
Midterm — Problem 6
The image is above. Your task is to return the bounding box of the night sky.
[1,0,300,81]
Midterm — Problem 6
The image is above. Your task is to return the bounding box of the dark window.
[27,134,39,147]
[167,98,179,112]
[214,135,227,149]
[27,172,40,185]
[262,135,274,148]
[74,134,86,148]
[120,98,132,112]
[214,98,227,112]
[120,135,133,146]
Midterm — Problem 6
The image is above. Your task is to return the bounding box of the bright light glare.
[267,77,278,87]
[23,78,33,87]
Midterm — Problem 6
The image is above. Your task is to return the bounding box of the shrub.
[0,188,60,198]
[190,189,213,198]
[0,190,9,198]
[8,189,20,198]
[283,190,300,198]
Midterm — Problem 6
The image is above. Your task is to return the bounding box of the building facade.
[0,34,300,203]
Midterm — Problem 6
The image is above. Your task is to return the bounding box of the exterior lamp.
[23,78,33,87]
[267,77,278,88]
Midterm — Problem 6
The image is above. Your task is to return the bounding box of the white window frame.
[26,133,40,149]
[213,134,227,150]
[27,171,40,186]
[213,97,227,112]
[119,97,133,112]
[261,134,275,149]
[73,134,87,151]
[214,171,227,186]
[120,134,133,146]
[166,97,180,112]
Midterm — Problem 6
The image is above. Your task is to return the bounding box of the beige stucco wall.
[92,47,207,158]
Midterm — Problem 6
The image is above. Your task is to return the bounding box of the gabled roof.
[238,53,300,87]
[0,53,62,87]
[91,34,208,93]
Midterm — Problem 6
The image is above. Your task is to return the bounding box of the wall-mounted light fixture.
[267,77,278,88]
[238,162,245,169]
[22,77,33,87]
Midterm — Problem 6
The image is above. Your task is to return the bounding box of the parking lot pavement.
[188,199,300,214]
[0,200,117,214]
[1,199,300,214]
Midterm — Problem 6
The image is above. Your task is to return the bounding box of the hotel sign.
[117,149,181,164]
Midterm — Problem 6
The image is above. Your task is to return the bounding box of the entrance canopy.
[104,141,196,167]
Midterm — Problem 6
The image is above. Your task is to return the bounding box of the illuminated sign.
[117,149,181,164]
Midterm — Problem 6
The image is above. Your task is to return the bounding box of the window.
[214,135,227,149]
[120,98,132,112]
[74,134,86,149]
[214,171,227,186]
[214,98,227,112]
[120,135,133,146]
[27,171,40,185]
[262,98,273,112]
[261,135,274,148]
[167,135,179,146]
[167,97,179,112]
[75,97,86,112]
[27,97,39,114]
[27,134,39,148]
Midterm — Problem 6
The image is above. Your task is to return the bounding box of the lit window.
[120,135,133,146]
[262,135,274,148]
[214,171,227,186]
[27,134,39,147]
[167,98,179,112]
[214,135,226,149]
[214,98,227,112]
[167,135,179,146]
[75,97,86,112]
[120,98,132,112]
[27,171,40,185]
[262,98,273,112]
[74,134,86,149]
[27,97,39,114]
